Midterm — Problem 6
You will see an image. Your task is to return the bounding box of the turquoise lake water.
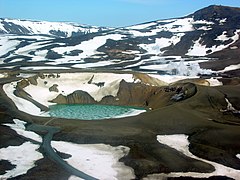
[48,104,146,120]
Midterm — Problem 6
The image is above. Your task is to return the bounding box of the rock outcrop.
[51,90,96,104]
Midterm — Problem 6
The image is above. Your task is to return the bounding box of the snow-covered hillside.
[0,18,111,37]
[0,5,240,75]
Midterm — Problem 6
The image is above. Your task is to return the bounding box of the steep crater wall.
[4,72,198,117]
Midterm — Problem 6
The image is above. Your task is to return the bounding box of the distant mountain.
[0,18,111,37]
[0,5,240,76]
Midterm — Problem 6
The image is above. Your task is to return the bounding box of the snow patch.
[144,134,240,179]
[139,33,184,54]
[52,34,123,60]
[17,73,37,78]
[187,30,240,56]
[72,61,113,68]
[237,154,240,159]
[230,46,238,50]
[20,66,71,70]
[206,77,223,86]
[127,22,157,30]
[52,141,135,180]
[218,64,240,73]
[215,31,230,41]
[0,73,8,78]
[0,35,20,58]
[0,142,43,179]
[4,119,42,143]
[3,82,45,116]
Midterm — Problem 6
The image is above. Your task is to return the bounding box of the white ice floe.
[3,82,45,116]
[4,119,42,143]
[0,142,43,179]
[144,134,240,179]
[206,77,223,86]
[218,64,240,73]
[52,141,135,180]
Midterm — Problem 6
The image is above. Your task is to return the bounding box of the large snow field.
[0,19,102,37]
[127,18,194,37]
[52,141,135,180]
[52,34,124,60]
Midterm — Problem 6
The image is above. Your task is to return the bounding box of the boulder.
[49,84,59,92]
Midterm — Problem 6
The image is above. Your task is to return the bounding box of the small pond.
[48,104,146,120]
